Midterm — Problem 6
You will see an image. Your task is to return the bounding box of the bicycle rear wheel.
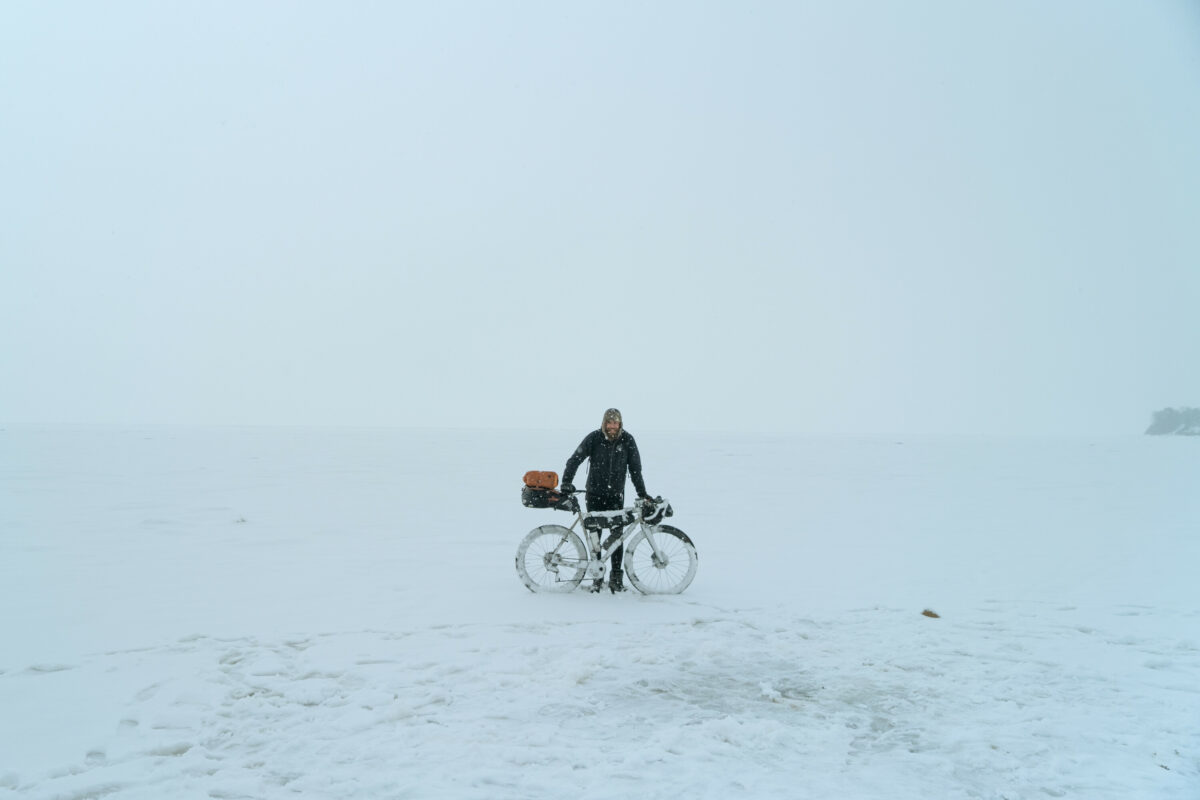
[515,525,588,593]
[624,524,698,594]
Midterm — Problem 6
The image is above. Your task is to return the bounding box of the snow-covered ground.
[1,425,1196,799]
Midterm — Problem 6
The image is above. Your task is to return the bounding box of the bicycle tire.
[624,524,698,594]
[515,524,588,593]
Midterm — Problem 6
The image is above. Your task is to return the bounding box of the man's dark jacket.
[563,429,647,503]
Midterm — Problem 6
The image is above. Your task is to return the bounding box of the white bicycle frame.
[560,497,671,580]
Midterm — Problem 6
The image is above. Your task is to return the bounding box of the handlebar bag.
[522,486,564,508]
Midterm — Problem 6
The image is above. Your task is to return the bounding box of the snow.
[1,425,1197,799]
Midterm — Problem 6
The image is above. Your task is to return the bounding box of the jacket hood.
[602,408,623,440]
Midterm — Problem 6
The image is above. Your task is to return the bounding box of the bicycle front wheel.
[515,524,588,593]
[625,524,698,594]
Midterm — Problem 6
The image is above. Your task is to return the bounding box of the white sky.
[3,1,1199,435]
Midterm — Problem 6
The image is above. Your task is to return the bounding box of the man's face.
[604,419,621,439]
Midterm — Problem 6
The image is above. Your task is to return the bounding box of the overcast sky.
[3,1,1198,435]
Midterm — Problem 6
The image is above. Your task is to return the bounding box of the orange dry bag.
[523,471,558,490]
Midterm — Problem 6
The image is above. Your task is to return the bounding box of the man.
[561,408,650,593]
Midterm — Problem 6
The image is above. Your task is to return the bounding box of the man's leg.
[586,493,626,591]
[608,536,625,592]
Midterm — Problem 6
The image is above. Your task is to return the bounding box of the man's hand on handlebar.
[560,482,576,494]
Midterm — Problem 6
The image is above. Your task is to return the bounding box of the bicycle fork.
[636,524,672,569]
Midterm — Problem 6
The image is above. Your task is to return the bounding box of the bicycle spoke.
[515,525,588,593]
[624,526,697,595]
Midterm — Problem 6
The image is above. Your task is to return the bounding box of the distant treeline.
[1145,407,1200,435]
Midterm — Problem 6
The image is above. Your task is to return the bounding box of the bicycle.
[514,490,698,594]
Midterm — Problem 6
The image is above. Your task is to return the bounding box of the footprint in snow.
[26,663,76,674]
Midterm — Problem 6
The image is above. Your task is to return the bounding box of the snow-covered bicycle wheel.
[515,524,588,593]
[624,524,698,594]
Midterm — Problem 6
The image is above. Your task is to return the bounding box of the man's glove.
[639,492,652,503]
[560,482,575,494]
